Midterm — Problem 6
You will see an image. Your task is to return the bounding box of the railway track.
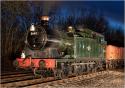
[25,70,124,88]
[1,72,33,79]
[25,71,109,88]
[1,70,32,76]
[1,71,34,84]
[1,70,124,88]
[0,70,106,87]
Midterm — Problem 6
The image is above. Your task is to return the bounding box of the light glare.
[30,24,35,31]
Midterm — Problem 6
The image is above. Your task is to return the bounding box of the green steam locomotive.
[14,16,107,79]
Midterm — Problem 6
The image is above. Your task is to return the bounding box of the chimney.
[40,16,49,27]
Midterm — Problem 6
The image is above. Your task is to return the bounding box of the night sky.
[19,1,124,31]
[39,1,124,46]
[55,1,124,30]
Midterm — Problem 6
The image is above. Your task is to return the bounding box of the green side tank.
[60,28,107,60]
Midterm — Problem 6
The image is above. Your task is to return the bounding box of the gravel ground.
[42,71,124,88]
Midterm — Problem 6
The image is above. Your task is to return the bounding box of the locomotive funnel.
[40,16,49,28]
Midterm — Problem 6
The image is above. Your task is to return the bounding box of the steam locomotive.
[13,16,107,78]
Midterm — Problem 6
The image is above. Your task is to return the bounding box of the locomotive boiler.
[13,16,107,79]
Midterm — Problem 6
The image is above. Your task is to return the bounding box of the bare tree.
[1,1,30,71]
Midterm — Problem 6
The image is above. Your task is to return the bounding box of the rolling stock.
[106,45,124,69]
[13,16,122,79]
